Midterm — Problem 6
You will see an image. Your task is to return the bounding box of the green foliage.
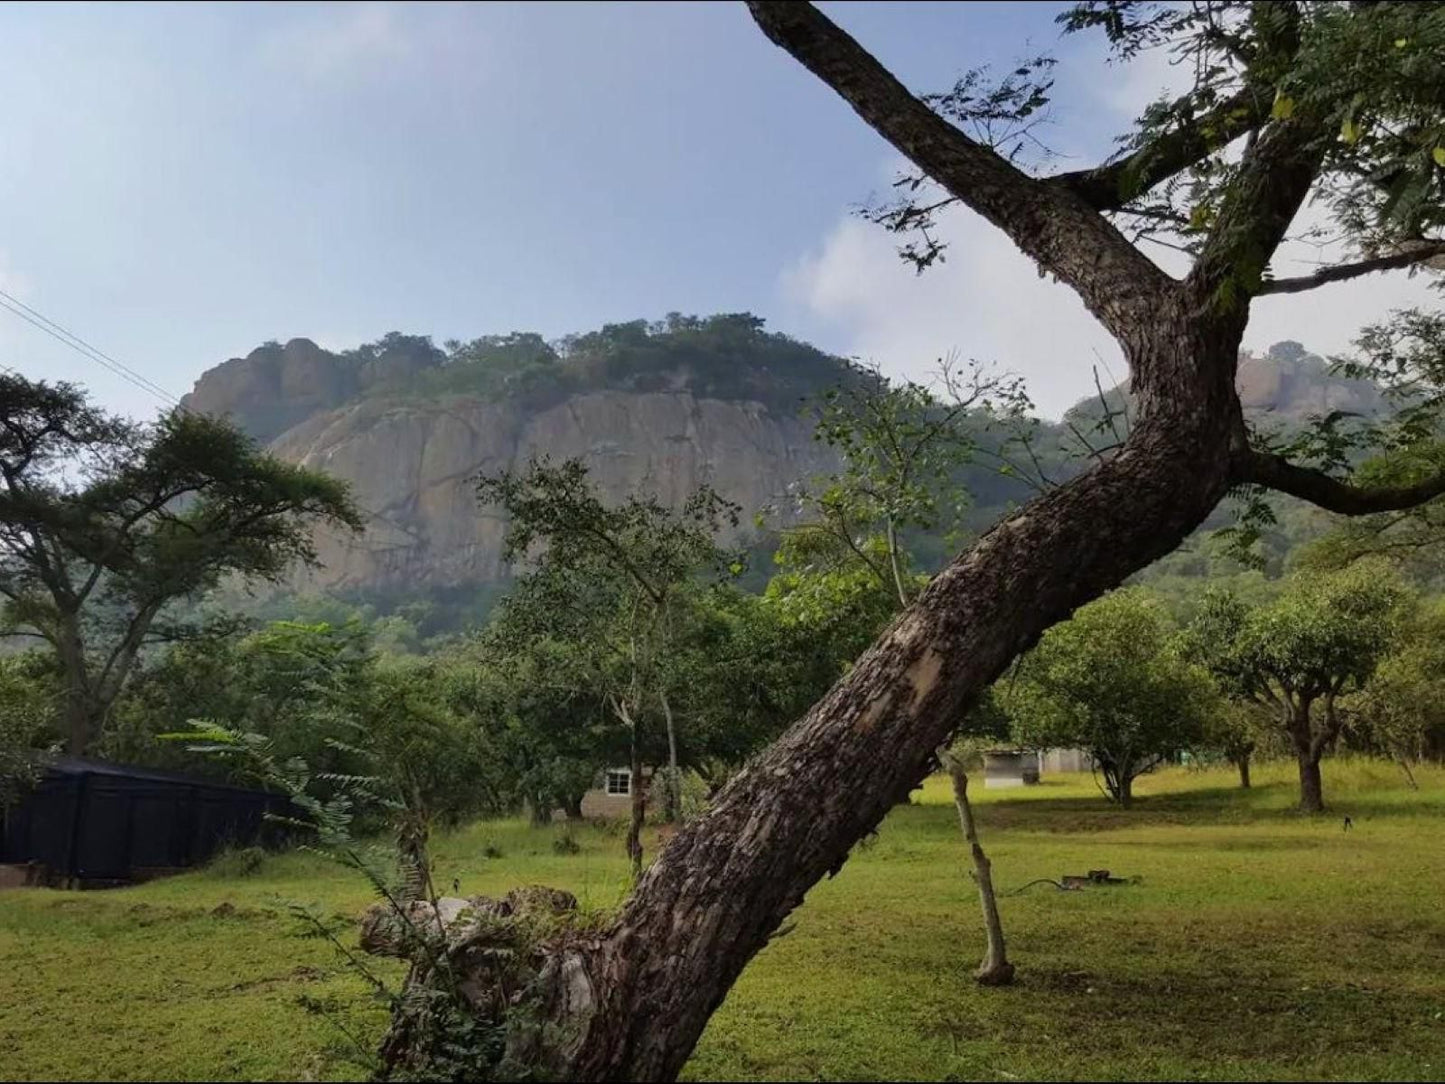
[1182,563,1412,807]
[0,653,55,805]
[1230,565,1406,711]
[478,456,745,828]
[345,313,853,415]
[1348,599,1445,770]
[0,372,360,754]
[1003,589,1219,806]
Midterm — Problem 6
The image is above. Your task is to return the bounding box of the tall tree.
[780,365,1022,980]
[1005,589,1216,807]
[377,4,1445,1077]
[1348,600,1445,786]
[0,375,360,754]
[477,456,739,864]
[1185,566,1408,810]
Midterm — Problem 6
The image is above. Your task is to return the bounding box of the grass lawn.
[2,758,1443,1081]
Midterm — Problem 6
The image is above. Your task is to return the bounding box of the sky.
[0,0,1436,421]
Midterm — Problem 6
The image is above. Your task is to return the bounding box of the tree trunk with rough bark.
[943,754,1014,986]
[661,689,681,824]
[626,730,645,879]
[507,321,1244,1079]
[1297,754,1325,813]
[1237,754,1252,790]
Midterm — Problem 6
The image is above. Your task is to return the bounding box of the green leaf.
[1433,147,1445,168]
[1340,117,1362,146]
[1271,93,1295,121]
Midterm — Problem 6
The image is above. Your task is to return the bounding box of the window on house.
[605,769,631,796]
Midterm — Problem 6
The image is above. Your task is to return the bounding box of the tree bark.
[57,616,99,756]
[943,754,1014,986]
[660,688,681,824]
[626,730,645,879]
[1297,754,1325,813]
[1116,772,1134,809]
[564,792,586,821]
[1237,754,1252,790]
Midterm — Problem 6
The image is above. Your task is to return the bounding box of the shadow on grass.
[916,954,1444,1079]
[924,779,1442,836]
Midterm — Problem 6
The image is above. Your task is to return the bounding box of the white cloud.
[260,2,415,83]
[781,203,1125,418]
[782,197,1438,419]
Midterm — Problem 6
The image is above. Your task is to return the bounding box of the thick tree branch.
[1258,241,1445,295]
[1238,449,1445,515]
[746,1,1173,339]
[1052,85,1268,211]
[1188,3,1319,307]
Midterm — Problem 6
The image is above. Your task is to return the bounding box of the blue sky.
[0,1,1434,420]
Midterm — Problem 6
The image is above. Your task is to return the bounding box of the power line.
[0,293,410,543]
[0,288,181,406]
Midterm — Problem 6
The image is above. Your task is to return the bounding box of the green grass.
[3,759,1444,1081]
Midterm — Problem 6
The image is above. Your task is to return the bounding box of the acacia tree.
[1005,589,1216,807]
[0,375,360,755]
[376,4,1445,1077]
[1186,567,1408,810]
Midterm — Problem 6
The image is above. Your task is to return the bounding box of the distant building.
[982,748,1093,788]
[578,766,655,820]
[1040,748,1093,774]
[982,750,1039,789]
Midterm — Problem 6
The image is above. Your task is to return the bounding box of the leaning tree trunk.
[493,323,1245,1080]
[942,754,1014,985]
[373,0,1310,1071]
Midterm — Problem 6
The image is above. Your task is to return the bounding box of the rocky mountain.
[182,316,844,592]
[1235,340,1385,421]
[182,320,1383,595]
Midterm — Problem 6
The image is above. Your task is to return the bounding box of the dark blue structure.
[1,758,287,885]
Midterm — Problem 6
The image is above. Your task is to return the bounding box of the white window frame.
[605,769,632,796]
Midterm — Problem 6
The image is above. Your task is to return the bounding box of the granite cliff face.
[182,328,840,592]
[266,389,833,590]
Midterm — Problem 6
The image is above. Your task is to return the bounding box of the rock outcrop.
[266,389,833,590]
